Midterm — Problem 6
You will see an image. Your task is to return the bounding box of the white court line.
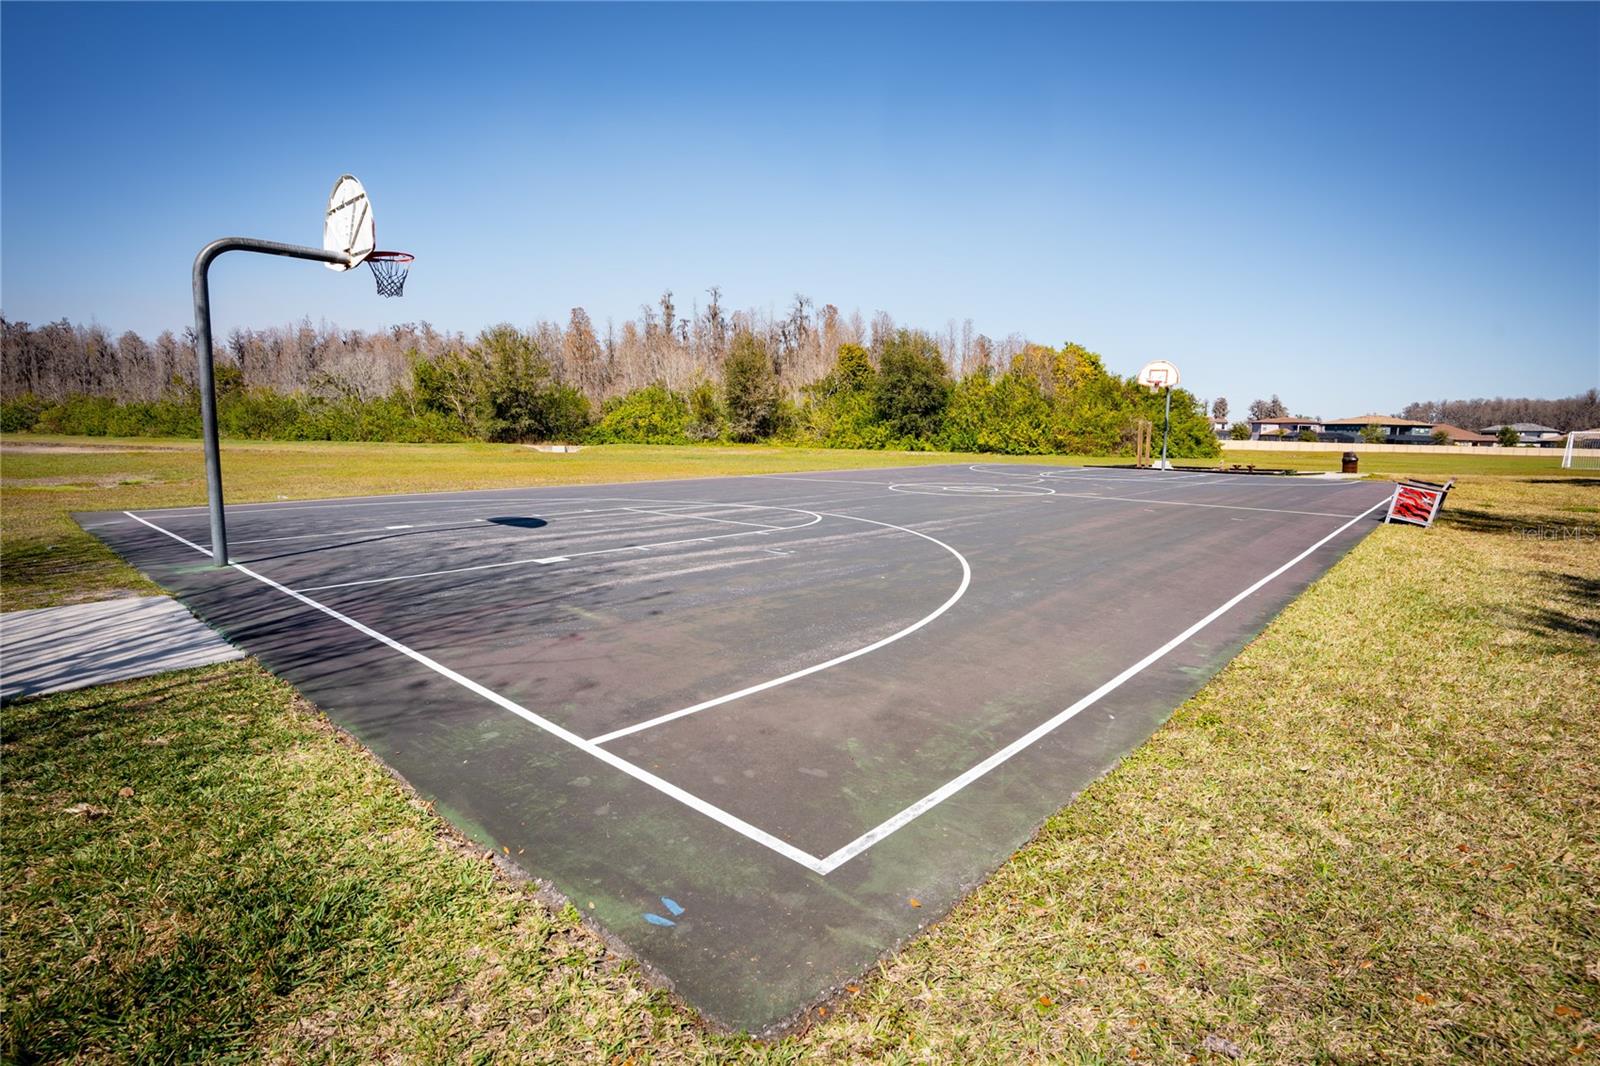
[227,518,486,545]
[809,496,1392,872]
[220,505,713,560]
[227,503,793,548]
[143,494,626,517]
[119,510,831,874]
[1036,467,1209,480]
[1043,491,1370,519]
[123,512,213,554]
[969,464,1224,486]
[119,492,1386,876]
[588,512,972,745]
[968,462,1388,492]
[758,474,898,488]
[621,507,788,531]
[293,513,823,593]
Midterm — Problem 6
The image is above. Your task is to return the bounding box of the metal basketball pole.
[193,238,350,566]
[1159,385,1172,471]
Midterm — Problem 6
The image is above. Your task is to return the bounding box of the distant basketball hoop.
[1135,360,1183,471]
[1136,359,1180,391]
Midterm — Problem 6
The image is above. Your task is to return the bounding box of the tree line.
[1398,392,1599,433]
[0,298,1221,458]
[1,292,1024,406]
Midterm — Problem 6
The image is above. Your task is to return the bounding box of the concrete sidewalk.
[1,596,244,703]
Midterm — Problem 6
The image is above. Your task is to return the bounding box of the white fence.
[1221,439,1553,457]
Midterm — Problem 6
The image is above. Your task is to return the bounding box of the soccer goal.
[1560,429,1600,469]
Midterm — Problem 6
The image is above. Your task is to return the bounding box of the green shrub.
[0,394,47,432]
[723,334,779,443]
[219,389,301,439]
[943,373,1052,454]
[36,396,118,436]
[686,379,723,441]
[873,331,951,441]
[586,384,691,444]
[798,345,890,448]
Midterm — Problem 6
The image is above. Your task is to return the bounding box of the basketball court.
[78,463,1396,1032]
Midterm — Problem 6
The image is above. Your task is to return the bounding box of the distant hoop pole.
[1160,384,1173,472]
[192,238,352,566]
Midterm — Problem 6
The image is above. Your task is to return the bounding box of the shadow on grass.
[2,673,208,738]
[1441,508,1599,539]
[1512,571,1600,641]
[1439,508,1540,536]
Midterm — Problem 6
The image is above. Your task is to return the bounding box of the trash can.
[1341,451,1359,474]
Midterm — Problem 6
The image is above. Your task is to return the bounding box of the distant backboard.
[323,174,375,271]
[1137,359,1181,391]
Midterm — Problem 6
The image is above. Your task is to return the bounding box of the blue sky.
[3,2,1596,415]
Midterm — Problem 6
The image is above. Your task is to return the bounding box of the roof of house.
[1481,423,1559,433]
[1431,423,1496,442]
[1249,416,1321,425]
[1329,415,1434,427]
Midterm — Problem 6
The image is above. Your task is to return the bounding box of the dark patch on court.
[76,463,1396,1033]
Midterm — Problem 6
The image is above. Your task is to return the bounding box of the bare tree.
[970,333,994,378]
[115,331,157,400]
[560,308,606,403]
[1247,395,1290,420]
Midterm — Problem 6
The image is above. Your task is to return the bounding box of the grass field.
[3,437,1597,1062]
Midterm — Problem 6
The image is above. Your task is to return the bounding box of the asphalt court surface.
[78,462,1397,1031]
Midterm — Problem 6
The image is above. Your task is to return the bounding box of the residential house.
[1319,415,1437,444]
[1430,424,1497,447]
[1247,416,1324,440]
[1480,423,1563,447]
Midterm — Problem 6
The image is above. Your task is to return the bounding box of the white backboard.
[323,174,375,271]
[1136,359,1181,390]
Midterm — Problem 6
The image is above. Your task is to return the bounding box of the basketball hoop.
[1134,359,1182,471]
[366,251,414,297]
[1136,359,1180,391]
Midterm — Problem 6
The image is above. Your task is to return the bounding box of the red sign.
[1384,480,1453,528]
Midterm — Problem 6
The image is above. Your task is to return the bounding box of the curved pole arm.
[192,238,352,566]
